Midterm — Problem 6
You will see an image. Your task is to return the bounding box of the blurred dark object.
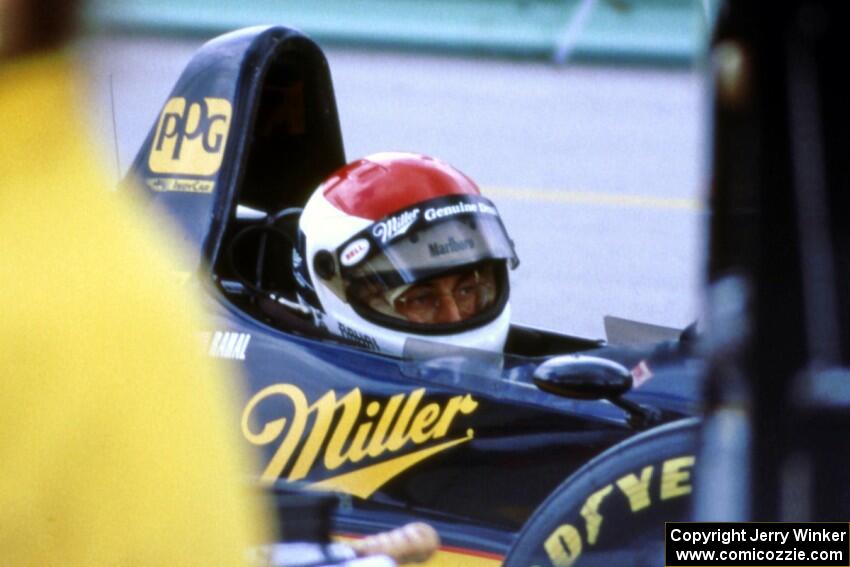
[0,0,80,58]
[258,484,440,566]
[699,0,850,521]
[268,484,339,543]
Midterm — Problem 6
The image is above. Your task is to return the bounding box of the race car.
[123,25,704,566]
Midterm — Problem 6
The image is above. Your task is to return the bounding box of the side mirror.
[533,355,633,400]
[533,355,663,429]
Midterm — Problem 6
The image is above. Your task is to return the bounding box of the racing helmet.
[293,152,519,355]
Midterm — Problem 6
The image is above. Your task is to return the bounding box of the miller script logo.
[149,97,232,176]
[372,209,420,244]
[241,384,478,498]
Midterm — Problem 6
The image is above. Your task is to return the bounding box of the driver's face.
[393,266,496,324]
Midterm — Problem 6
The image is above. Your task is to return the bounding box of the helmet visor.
[336,195,517,332]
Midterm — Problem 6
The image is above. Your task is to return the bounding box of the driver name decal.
[241,384,478,498]
[149,97,232,176]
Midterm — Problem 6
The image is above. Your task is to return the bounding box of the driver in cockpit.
[287,151,519,355]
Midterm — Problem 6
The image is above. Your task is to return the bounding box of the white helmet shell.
[296,152,517,356]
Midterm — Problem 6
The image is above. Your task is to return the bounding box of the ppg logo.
[149,97,232,176]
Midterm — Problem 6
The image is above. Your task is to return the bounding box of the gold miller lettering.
[241,385,478,496]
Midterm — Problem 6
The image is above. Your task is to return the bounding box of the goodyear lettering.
[615,465,653,512]
[241,385,478,497]
[543,455,695,567]
[149,97,232,176]
[660,456,694,500]
[545,525,582,567]
[580,485,613,545]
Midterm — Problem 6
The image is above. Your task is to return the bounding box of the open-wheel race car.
[123,25,705,566]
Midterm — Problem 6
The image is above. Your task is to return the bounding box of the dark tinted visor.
[335,195,518,332]
[337,195,518,290]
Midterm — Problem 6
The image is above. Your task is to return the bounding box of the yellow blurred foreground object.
[0,53,269,565]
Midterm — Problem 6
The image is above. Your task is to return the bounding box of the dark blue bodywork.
[124,25,703,559]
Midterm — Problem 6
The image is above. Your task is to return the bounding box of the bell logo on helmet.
[372,209,420,244]
[340,238,371,267]
[149,97,232,176]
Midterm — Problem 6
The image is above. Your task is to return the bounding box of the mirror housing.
[533,355,633,400]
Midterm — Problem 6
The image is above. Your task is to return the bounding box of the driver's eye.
[455,283,477,298]
[405,290,436,308]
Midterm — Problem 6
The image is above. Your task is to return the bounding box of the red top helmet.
[294,152,519,355]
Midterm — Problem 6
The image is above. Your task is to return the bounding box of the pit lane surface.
[81,34,705,340]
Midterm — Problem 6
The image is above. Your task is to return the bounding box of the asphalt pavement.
[79,33,706,340]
